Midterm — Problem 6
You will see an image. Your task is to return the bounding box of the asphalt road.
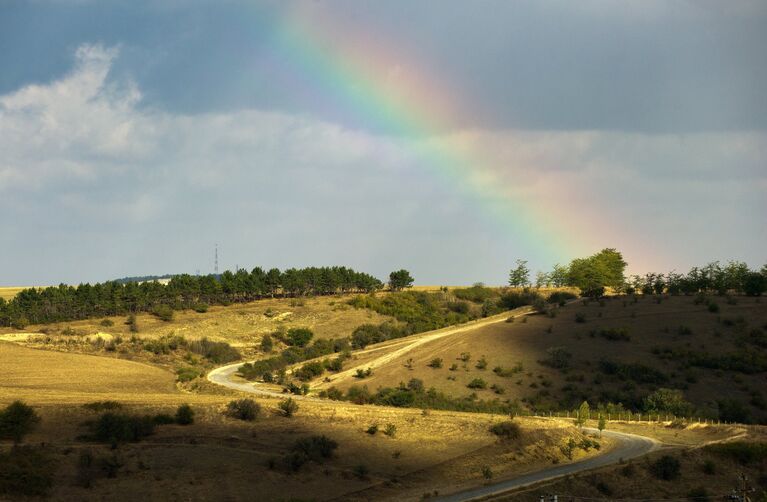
[436,428,660,502]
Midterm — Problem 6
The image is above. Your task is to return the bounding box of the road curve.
[436,428,660,502]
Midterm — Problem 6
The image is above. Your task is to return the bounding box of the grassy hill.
[311,294,767,423]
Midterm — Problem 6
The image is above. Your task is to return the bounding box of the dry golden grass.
[0,286,30,301]
[0,342,177,404]
[0,331,611,501]
[316,295,767,421]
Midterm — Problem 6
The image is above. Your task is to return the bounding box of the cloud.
[0,44,764,284]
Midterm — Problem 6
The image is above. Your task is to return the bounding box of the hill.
[306,294,767,423]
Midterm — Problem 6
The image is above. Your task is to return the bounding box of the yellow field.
[0,337,612,501]
[0,286,29,301]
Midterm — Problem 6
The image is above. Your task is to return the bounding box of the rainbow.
[256,4,604,265]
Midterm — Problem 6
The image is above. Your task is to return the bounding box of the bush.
[175,404,194,425]
[226,399,261,421]
[489,421,521,440]
[100,318,114,327]
[82,401,123,412]
[152,304,174,322]
[475,356,488,370]
[542,346,572,370]
[193,303,209,313]
[278,398,299,418]
[575,312,587,323]
[187,337,241,363]
[547,291,577,304]
[260,334,273,353]
[90,413,156,443]
[718,399,751,423]
[0,447,55,496]
[292,435,338,462]
[467,378,487,389]
[707,302,720,313]
[366,424,378,435]
[176,366,202,382]
[286,328,314,347]
[687,487,709,502]
[704,442,767,465]
[650,455,681,480]
[383,423,397,437]
[597,327,630,341]
[447,301,470,314]
[428,358,443,368]
[0,400,40,443]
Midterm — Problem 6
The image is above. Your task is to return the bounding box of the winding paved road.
[436,428,660,501]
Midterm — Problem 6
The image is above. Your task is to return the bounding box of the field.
[0,286,29,301]
[0,340,612,501]
[1,290,766,501]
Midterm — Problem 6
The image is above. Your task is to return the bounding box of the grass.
[312,295,767,422]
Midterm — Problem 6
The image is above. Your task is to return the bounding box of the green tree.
[549,263,569,287]
[388,270,414,291]
[567,248,627,296]
[597,414,606,437]
[535,271,549,289]
[509,260,530,287]
[0,401,41,444]
[743,271,766,296]
[575,401,590,428]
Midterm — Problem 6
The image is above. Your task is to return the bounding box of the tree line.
[0,266,387,327]
[510,248,766,297]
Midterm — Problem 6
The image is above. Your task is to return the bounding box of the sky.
[0,0,765,286]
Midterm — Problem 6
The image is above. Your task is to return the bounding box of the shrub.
[152,413,176,425]
[295,361,325,381]
[353,464,369,480]
[575,312,587,323]
[193,303,209,313]
[547,291,577,304]
[447,301,470,314]
[454,285,497,303]
[90,413,156,443]
[597,327,630,341]
[489,421,521,440]
[260,334,273,353]
[83,401,123,412]
[707,302,720,313]
[475,356,488,370]
[292,435,338,462]
[354,368,373,379]
[286,328,314,347]
[152,304,174,322]
[100,318,114,327]
[481,465,493,480]
[407,378,424,392]
[176,366,202,382]
[428,358,443,368]
[278,398,299,418]
[0,401,40,444]
[650,455,681,480]
[704,442,767,465]
[0,447,55,496]
[226,399,261,421]
[383,424,397,437]
[701,459,716,475]
[467,378,487,389]
[542,346,572,370]
[366,424,378,435]
[187,338,241,363]
[718,399,751,423]
[175,404,194,425]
